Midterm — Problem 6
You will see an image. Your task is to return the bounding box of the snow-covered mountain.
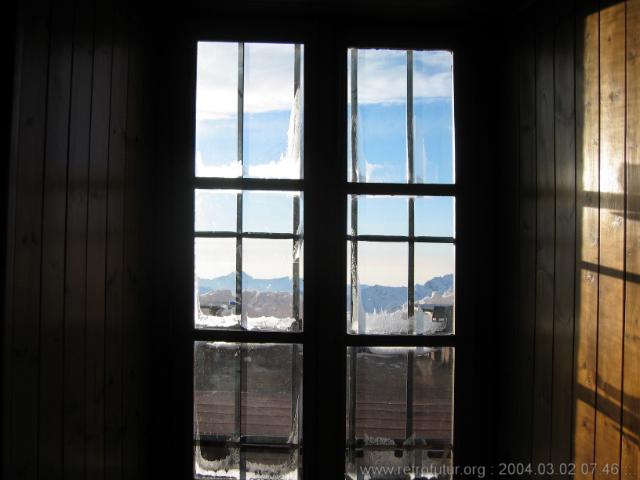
[197,273,453,314]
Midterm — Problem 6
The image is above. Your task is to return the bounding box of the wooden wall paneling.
[532,1,555,470]
[551,1,577,472]
[573,0,600,476]
[595,2,626,477]
[85,0,113,476]
[159,32,196,480]
[1,3,22,475]
[63,1,95,477]
[104,2,129,477]
[497,29,521,461]
[622,0,640,476]
[38,0,73,478]
[132,22,154,478]
[0,1,19,472]
[517,16,537,466]
[5,1,50,479]
[122,10,147,478]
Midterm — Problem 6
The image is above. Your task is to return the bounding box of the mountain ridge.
[198,272,454,313]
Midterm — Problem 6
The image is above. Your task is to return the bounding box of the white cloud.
[414,70,453,99]
[196,42,239,121]
[244,43,297,113]
[196,88,302,179]
[349,48,453,105]
[196,42,298,121]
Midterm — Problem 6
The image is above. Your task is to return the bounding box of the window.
[193,41,304,479]
[345,48,455,479]
[191,40,456,480]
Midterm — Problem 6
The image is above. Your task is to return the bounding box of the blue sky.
[195,43,454,284]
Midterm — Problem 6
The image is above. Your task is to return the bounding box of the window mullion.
[235,43,247,480]
[405,50,416,457]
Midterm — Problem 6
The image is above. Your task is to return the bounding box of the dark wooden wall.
[1,1,156,478]
[498,0,640,477]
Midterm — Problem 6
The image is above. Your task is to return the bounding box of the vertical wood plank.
[63,1,95,478]
[38,0,73,478]
[6,1,50,478]
[573,1,600,477]
[551,2,577,472]
[622,0,640,476]
[1,3,23,476]
[533,1,555,469]
[595,2,626,478]
[104,2,128,478]
[517,17,537,466]
[498,30,521,462]
[85,0,113,477]
[123,13,144,478]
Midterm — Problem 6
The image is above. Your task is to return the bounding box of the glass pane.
[242,239,302,331]
[348,241,408,334]
[195,238,240,329]
[348,48,408,183]
[414,196,455,238]
[414,50,454,184]
[348,195,408,236]
[346,347,454,480]
[244,43,303,179]
[347,48,455,185]
[195,190,302,235]
[196,42,241,178]
[414,243,455,335]
[194,342,302,479]
[195,190,238,232]
[243,191,299,234]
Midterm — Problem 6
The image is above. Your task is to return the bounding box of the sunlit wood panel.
[622,0,640,477]
[595,3,626,478]
[573,4,600,478]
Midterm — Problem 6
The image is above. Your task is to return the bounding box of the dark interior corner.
[2,0,638,478]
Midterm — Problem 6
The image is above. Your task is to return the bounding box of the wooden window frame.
[160,13,489,480]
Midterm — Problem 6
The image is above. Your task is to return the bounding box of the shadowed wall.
[1,1,156,478]
[498,0,639,477]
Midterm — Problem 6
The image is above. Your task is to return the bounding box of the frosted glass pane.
[196,42,241,177]
[195,190,238,232]
[194,342,302,479]
[346,347,454,480]
[347,48,455,185]
[349,48,408,183]
[414,50,454,184]
[347,240,454,335]
[195,42,303,180]
[244,44,303,179]
[414,196,455,238]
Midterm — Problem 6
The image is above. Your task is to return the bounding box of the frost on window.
[194,191,303,332]
[346,347,454,480]
[347,48,454,184]
[196,42,303,179]
[347,195,455,335]
[194,342,302,479]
